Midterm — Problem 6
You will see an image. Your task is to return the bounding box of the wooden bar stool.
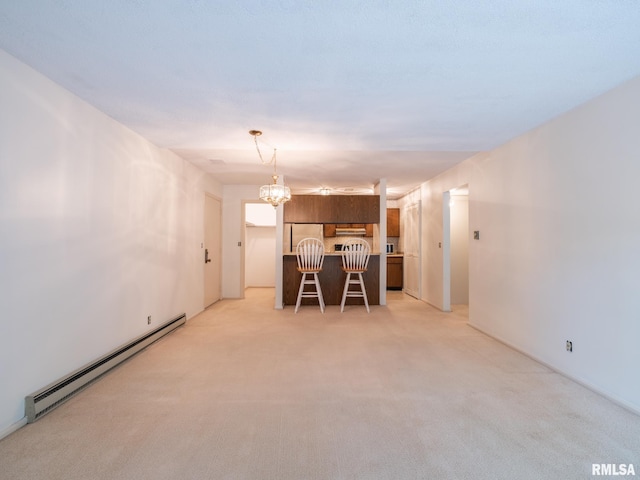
[295,238,326,313]
[340,238,371,313]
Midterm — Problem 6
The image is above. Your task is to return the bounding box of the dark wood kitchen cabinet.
[387,208,400,237]
[323,223,337,237]
[284,195,380,223]
[387,256,403,290]
[282,195,329,223]
[341,196,379,223]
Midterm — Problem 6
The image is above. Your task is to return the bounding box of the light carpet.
[1,289,639,479]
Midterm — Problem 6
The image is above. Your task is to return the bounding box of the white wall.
[244,203,276,287]
[413,75,640,413]
[245,226,276,287]
[0,51,222,434]
[245,202,276,226]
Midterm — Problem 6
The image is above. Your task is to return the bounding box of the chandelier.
[250,130,291,207]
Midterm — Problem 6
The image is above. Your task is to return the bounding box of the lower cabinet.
[283,255,380,306]
[387,256,403,290]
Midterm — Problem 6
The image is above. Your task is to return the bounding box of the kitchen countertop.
[283,252,382,256]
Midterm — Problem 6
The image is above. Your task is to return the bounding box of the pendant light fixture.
[250,130,291,208]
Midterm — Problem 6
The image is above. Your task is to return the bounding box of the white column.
[274,176,285,309]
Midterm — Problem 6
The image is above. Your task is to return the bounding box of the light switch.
[473,231,480,240]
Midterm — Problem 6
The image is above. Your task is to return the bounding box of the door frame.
[442,184,470,312]
[241,199,285,309]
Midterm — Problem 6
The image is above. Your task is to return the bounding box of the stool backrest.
[296,238,325,271]
[342,238,371,271]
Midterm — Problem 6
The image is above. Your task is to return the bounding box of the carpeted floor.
[1,289,639,479]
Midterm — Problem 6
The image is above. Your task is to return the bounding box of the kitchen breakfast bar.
[281,194,388,309]
[282,252,380,307]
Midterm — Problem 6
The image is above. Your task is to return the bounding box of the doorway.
[445,185,469,311]
[243,202,277,289]
[204,193,222,308]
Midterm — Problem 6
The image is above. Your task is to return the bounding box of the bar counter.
[282,253,380,307]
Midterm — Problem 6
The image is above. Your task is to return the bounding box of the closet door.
[403,202,420,299]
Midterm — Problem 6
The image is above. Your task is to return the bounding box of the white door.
[403,202,421,298]
[204,194,222,307]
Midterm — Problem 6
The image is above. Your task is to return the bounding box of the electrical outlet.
[147,316,152,325]
[566,340,573,352]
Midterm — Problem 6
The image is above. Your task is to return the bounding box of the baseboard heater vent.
[25,313,186,423]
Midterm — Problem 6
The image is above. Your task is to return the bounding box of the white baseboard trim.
[0,417,28,441]
[468,321,640,418]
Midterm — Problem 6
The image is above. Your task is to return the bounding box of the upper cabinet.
[387,208,400,237]
[282,195,326,223]
[283,195,380,223]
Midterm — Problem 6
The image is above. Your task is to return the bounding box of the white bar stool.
[295,238,326,313]
[340,238,371,313]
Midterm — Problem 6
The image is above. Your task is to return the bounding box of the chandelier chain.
[253,135,278,171]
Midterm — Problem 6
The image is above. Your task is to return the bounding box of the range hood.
[335,227,367,236]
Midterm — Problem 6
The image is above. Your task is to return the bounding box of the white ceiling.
[2,1,640,198]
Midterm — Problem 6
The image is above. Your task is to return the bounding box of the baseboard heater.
[25,313,186,423]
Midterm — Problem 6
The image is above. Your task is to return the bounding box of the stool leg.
[295,272,307,313]
[314,272,325,313]
[340,272,351,312]
[358,272,370,313]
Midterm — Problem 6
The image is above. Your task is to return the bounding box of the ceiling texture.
[2,1,640,198]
